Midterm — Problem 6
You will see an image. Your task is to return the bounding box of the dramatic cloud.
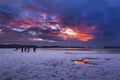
[0,0,120,46]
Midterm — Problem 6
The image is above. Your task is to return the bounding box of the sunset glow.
[9,17,94,42]
[29,38,56,42]
[74,58,93,65]
[0,0,103,45]
[61,28,77,36]
[74,61,86,65]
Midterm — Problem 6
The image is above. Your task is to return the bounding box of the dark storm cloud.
[0,0,120,25]
[39,34,63,41]
[0,26,26,44]
[0,0,120,46]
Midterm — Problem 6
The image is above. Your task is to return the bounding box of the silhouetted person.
[14,47,19,51]
[16,47,19,51]
[27,47,30,52]
[21,48,24,52]
[24,47,27,52]
[33,46,37,52]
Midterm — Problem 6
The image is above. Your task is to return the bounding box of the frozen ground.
[0,48,120,80]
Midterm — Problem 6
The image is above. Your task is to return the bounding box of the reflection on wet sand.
[74,61,86,65]
[72,58,93,65]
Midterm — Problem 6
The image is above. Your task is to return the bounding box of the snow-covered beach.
[0,48,120,80]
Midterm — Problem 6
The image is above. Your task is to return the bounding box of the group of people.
[14,47,37,52]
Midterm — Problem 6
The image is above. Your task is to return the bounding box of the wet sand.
[0,48,120,80]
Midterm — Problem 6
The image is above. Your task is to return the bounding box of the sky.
[0,0,120,47]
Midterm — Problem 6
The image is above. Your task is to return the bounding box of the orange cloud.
[51,27,94,41]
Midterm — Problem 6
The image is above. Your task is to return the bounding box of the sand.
[0,48,120,80]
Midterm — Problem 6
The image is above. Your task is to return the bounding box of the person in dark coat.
[33,46,37,52]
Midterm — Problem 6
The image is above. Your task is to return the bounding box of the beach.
[0,48,120,80]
